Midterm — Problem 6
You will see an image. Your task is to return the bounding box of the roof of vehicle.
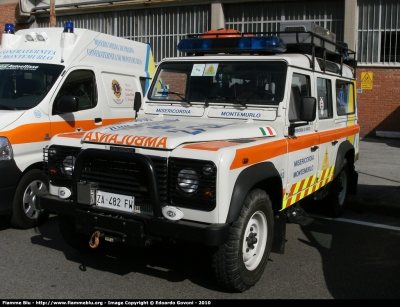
[175,27,356,78]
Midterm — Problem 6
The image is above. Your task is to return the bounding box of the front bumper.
[37,193,230,247]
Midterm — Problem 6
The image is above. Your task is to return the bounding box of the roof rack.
[178,27,357,78]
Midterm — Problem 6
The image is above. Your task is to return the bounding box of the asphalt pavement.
[347,136,400,217]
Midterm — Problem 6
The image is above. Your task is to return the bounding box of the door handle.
[311,146,319,152]
[332,140,338,145]
[95,118,102,124]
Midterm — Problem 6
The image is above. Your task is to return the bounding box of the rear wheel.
[325,158,350,217]
[10,169,49,229]
[211,189,274,292]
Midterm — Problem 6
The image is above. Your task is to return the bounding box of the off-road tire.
[324,158,350,217]
[10,169,49,229]
[211,189,274,292]
[58,214,98,253]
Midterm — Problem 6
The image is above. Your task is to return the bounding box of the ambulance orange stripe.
[183,141,242,151]
[287,133,319,152]
[230,125,358,170]
[319,124,360,143]
[230,139,287,170]
[2,122,51,144]
[1,118,133,145]
[57,132,86,138]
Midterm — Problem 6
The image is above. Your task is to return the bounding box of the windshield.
[149,61,287,106]
[0,63,64,110]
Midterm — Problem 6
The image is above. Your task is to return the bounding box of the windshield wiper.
[157,90,192,106]
[204,95,245,107]
[0,104,16,110]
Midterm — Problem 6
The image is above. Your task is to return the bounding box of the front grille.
[45,146,216,213]
[78,153,168,212]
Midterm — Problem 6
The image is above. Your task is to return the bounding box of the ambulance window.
[54,70,97,112]
[336,80,355,116]
[0,63,63,110]
[317,78,333,119]
[289,73,310,122]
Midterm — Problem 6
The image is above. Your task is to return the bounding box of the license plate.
[96,190,135,213]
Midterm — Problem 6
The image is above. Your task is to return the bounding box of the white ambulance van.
[38,24,359,292]
[0,22,155,229]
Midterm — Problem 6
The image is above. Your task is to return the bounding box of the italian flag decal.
[259,126,276,136]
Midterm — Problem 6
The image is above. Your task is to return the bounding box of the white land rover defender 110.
[38,23,359,292]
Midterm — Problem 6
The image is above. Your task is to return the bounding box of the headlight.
[61,155,76,176]
[48,146,57,157]
[0,137,13,161]
[177,168,199,193]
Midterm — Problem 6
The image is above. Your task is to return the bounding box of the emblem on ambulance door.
[319,97,324,115]
[111,79,122,99]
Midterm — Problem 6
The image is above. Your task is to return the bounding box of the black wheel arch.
[334,140,355,178]
[17,162,45,183]
[334,140,358,195]
[225,162,282,224]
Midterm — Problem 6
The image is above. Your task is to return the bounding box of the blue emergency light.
[4,23,15,34]
[177,36,287,54]
[63,21,74,33]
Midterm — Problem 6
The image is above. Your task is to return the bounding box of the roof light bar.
[177,36,287,54]
[4,23,14,34]
[63,21,74,33]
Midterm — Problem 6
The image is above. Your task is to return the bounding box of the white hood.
[81,116,276,150]
[0,110,25,130]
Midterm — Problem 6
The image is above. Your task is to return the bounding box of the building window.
[380,31,400,62]
[225,1,344,42]
[358,0,400,64]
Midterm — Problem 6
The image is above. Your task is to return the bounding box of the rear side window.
[336,80,355,116]
[317,77,333,119]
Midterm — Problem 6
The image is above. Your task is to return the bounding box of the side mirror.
[55,95,79,114]
[133,92,142,119]
[288,96,316,136]
[300,97,316,122]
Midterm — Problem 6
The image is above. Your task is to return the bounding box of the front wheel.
[325,158,350,217]
[10,169,49,229]
[211,189,274,292]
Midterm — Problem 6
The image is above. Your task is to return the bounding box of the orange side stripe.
[57,132,86,138]
[319,125,360,143]
[230,139,287,170]
[287,133,319,152]
[2,118,133,145]
[2,122,51,144]
[230,125,359,170]
[183,141,242,151]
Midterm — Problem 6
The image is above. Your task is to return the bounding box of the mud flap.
[348,166,358,195]
[271,211,286,254]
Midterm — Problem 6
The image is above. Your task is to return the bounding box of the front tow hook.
[89,231,103,248]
